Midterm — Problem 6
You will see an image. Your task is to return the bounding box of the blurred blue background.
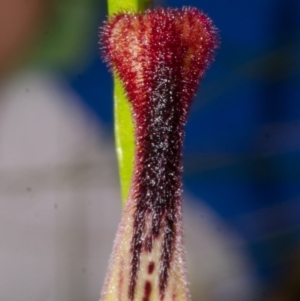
[0,0,299,300]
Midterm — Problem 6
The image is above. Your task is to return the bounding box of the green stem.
[107,0,152,205]
[108,0,151,14]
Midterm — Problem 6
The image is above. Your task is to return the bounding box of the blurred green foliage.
[29,0,104,73]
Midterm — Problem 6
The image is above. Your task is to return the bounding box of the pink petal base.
[100,196,189,301]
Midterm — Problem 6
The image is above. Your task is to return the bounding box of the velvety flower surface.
[101,7,218,301]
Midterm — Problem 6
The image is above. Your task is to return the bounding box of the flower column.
[100,7,218,301]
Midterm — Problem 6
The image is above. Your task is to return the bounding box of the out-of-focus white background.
[0,71,254,301]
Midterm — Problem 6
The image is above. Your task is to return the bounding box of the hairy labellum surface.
[100,7,218,301]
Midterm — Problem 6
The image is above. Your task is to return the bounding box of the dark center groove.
[128,27,186,299]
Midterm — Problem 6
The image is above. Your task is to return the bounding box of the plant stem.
[108,0,151,14]
[107,0,152,204]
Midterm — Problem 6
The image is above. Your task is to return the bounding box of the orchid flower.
[100,7,218,301]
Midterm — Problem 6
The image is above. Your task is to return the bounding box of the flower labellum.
[100,7,218,301]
